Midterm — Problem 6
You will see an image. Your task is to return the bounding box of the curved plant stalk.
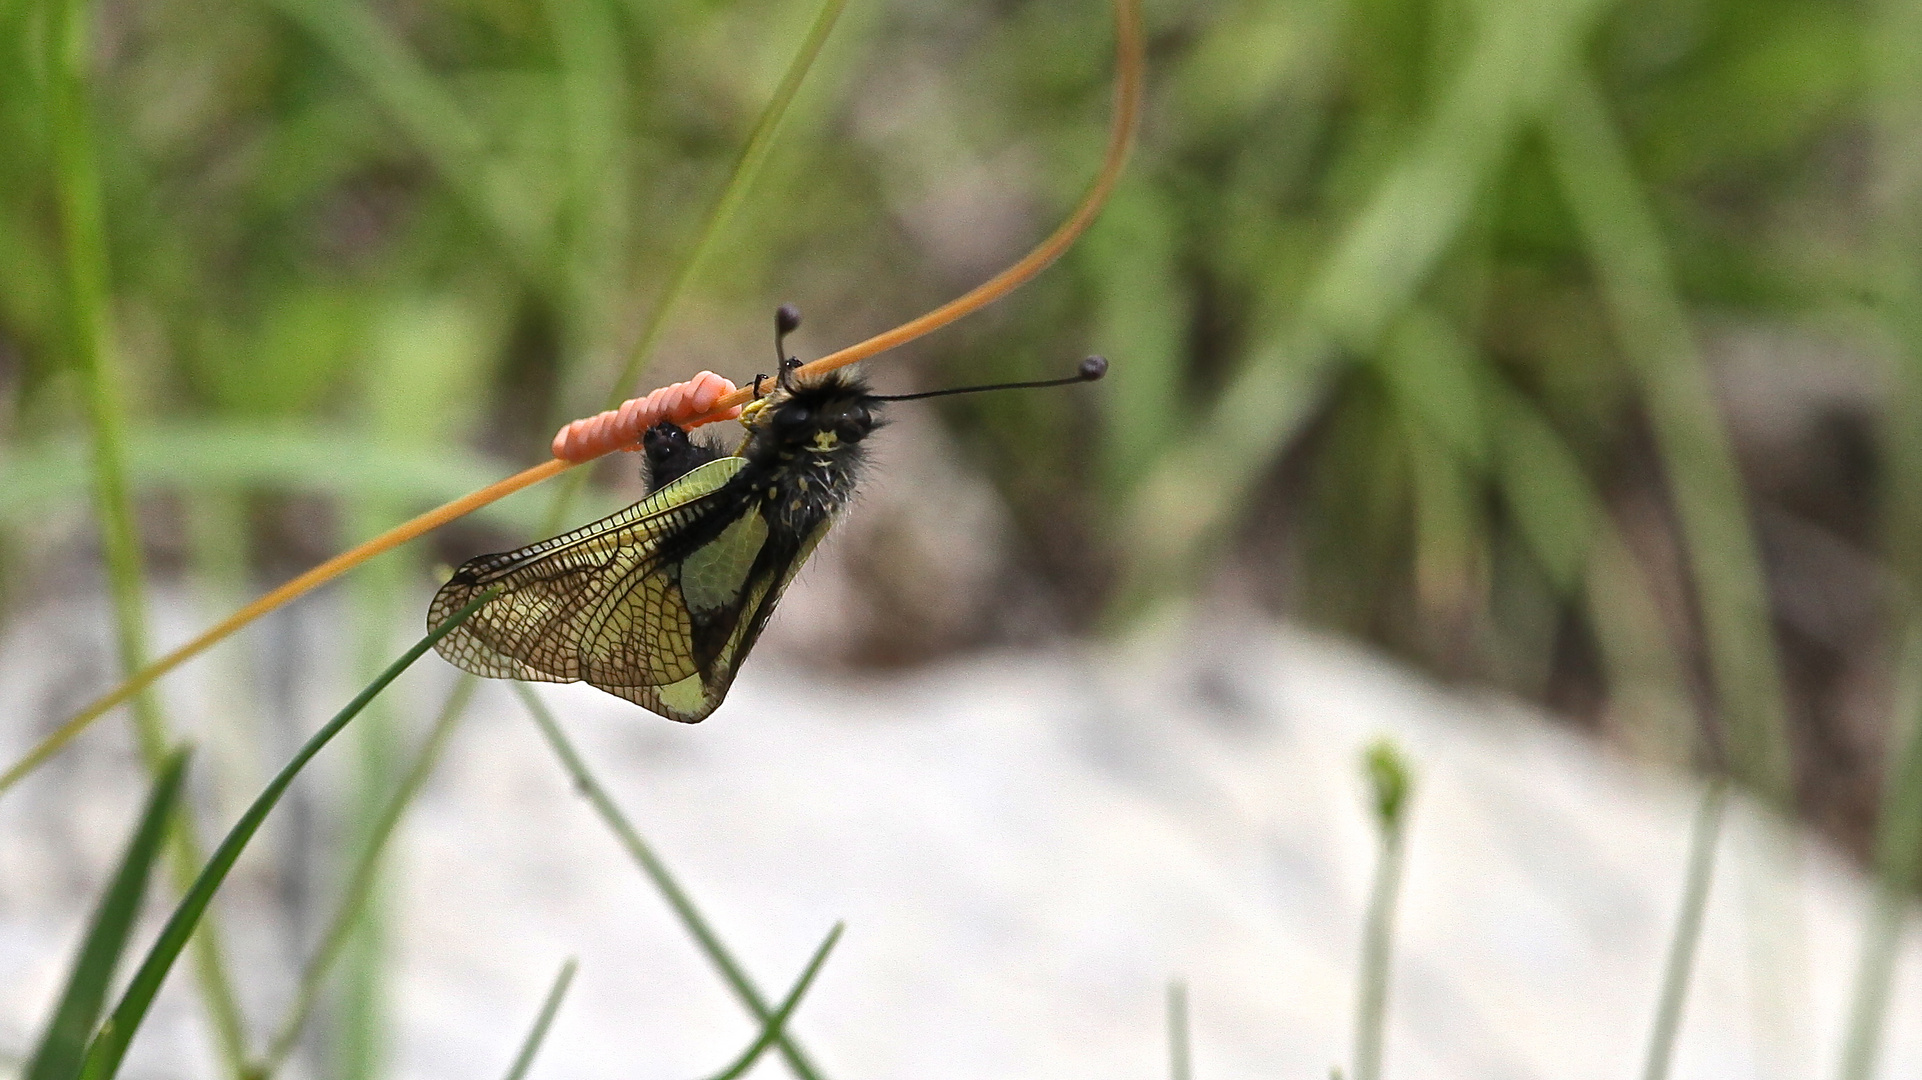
[254,677,477,1075]
[1,0,1143,797]
[74,589,497,1080]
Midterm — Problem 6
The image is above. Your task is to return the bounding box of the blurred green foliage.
[13,0,1922,1074]
[2,0,1917,835]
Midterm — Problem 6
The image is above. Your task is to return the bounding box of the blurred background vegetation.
[6,0,1922,1068]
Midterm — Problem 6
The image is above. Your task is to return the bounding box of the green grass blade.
[1544,74,1795,804]
[1845,0,1922,1065]
[1836,623,1922,1080]
[75,589,497,1080]
[1117,0,1618,607]
[543,0,849,532]
[1544,77,1809,1063]
[501,959,578,1080]
[1641,782,1727,1080]
[46,0,147,753]
[514,684,829,1080]
[1167,981,1192,1080]
[255,676,479,1076]
[24,750,189,1080]
[599,0,848,410]
[44,0,250,1065]
[1353,740,1413,1080]
[263,0,547,276]
[702,924,842,1080]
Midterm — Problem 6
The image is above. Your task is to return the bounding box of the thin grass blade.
[1544,72,1794,804]
[1545,72,1809,1068]
[1353,740,1413,1080]
[1641,781,1727,1080]
[75,589,497,1080]
[1167,981,1192,1080]
[542,0,849,531]
[702,924,843,1080]
[1836,622,1922,1080]
[257,676,480,1075]
[24,751,189,1080]
[1118,0,1618,606]
[514,684,828,1080]
[501,959,578,1080]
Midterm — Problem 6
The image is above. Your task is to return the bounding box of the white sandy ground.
[3,594,1921,1080]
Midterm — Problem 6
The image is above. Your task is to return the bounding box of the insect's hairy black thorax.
[736,370,881,540]
[641,421,724,492]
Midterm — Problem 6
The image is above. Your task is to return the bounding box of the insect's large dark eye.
[836,405,872,442]
[775,405,812,431]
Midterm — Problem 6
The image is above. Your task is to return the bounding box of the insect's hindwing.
[606,518,832,723]
[429,457,749,700]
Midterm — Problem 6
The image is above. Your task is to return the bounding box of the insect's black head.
[752,370,885,451]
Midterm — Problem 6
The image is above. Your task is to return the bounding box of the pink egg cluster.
[550,370,742,462]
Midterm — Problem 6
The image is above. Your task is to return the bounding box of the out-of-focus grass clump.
[7,0,1914,837]
[8,0,1922,1070]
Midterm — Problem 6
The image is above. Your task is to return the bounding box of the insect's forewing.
[430,457,749,698]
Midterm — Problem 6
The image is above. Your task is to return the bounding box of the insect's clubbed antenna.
[868,355,1108,402]
[751,306,807,400]
[775,304,802,366]
[0,0,1143,792]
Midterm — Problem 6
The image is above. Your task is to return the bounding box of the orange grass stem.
[689,0,1144,422]
[0,0,1142,796]
[0,459,571,794]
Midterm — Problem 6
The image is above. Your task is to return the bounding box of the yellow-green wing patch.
[677,511,768,612]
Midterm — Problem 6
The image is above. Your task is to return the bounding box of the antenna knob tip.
[776,304,803,335]
[1079,355,1109,381]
